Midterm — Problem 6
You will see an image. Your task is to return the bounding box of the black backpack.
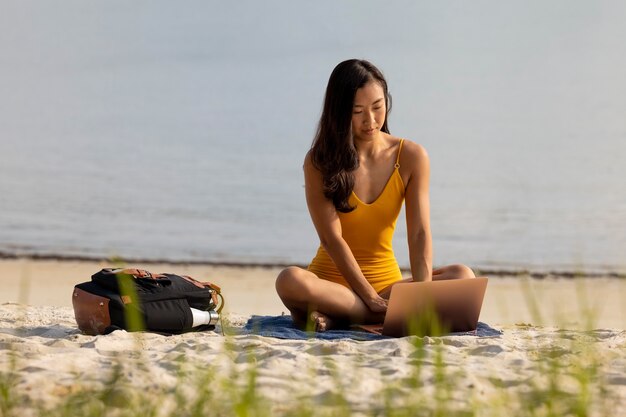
[72,268,224,335]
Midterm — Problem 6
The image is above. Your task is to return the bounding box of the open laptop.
[356,277,488,337]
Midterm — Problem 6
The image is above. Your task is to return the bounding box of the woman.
[276,59,475,331]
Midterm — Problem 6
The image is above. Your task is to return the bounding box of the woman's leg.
[432,264,476,280]
[275,266,385,331]
[378,264,476,298]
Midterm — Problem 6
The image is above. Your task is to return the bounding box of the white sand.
[1,259,625,415]
[1,304,624,415]
[2,259,625,328]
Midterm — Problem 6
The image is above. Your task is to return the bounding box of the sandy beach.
[3,258,625,328]
[3,2,626,415]
[1,259,625,416]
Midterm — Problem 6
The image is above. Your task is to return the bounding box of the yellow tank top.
[308,139,406,293]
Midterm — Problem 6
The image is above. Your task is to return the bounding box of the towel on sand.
[242,315,502,341]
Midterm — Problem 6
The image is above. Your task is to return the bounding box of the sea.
[1,1,625,274]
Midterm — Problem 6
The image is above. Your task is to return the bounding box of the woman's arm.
[404,142,433,282]
[303,154,387,312]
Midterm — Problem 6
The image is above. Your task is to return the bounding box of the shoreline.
[1,257,625,329]
[1,251,625,280]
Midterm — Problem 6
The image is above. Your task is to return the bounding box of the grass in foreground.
[1,274,624,417]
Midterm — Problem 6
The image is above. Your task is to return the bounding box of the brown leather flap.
[72,287,112,335]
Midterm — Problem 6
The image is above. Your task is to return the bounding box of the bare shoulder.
[399,139,429,171]
[303,151,323,187]
[303,151,319,175]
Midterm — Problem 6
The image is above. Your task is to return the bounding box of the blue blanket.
[242,315,502,341]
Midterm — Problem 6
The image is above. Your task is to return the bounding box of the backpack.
[72,268,224,335]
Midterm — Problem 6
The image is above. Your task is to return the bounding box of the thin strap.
[394,139,405,169]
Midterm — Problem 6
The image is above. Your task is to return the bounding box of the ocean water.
[1,1,625,273]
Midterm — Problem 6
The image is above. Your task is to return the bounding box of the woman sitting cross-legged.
[276,59,475,332]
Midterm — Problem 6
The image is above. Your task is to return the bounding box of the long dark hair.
[310,59,392,212]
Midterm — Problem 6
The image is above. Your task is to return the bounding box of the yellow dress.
[308,139,406,293]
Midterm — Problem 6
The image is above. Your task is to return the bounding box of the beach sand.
[3,258,625,328]
[1,259,625,415]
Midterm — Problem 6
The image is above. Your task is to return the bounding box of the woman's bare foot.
[289,310,347,332]
[310,311,336,332]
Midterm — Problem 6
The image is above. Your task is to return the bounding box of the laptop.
[356,277,488,337]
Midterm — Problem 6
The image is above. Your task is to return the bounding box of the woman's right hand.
[365,294,388,313]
